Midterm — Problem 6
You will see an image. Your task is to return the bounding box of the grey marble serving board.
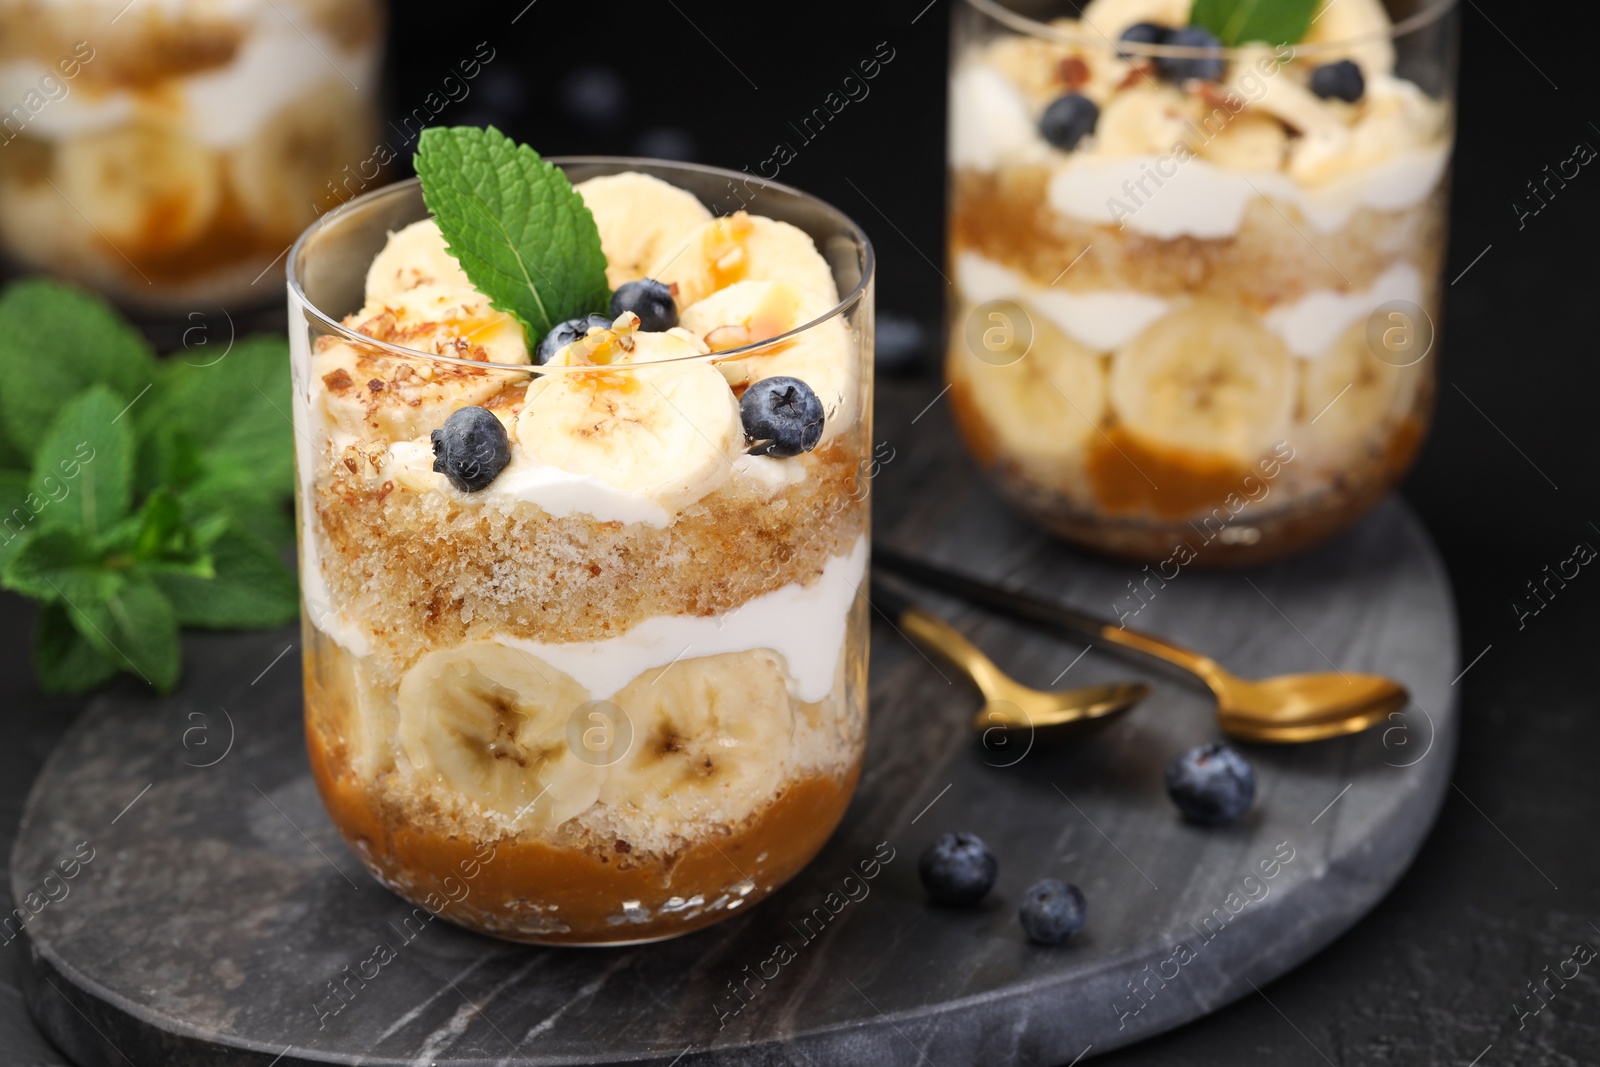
[9,390,1458,1066]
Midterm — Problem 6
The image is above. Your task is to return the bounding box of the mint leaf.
[138,336,293,479]
[155,527,297,629]
[34,603,119,695]
[2,527,122,604]
[0,280,155,453]
[414,126,610,337]
[31,385,134,538]
[1190,0,1318,45]
[64,577,180,692]
[137,336,295,546]
[100,491,220,580]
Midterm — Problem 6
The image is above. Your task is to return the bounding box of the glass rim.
[958,0,1459,60]
[286,158,876,376]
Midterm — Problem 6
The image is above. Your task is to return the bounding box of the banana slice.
[229,79,369,240]
[1110,301,1295,463]
[56,121,220,252]
[1298,319,1420,449]
[679,280,856,444]
[575,172,713,290]
[311,216,533,441]
[949,302,1107,461]
[1197,112,1288,170]
[600,649,793,829]
[1291,74,1451,187]
[312,295,529,441]
[364,218,474,305]
[1302,0,1396,78]
[647,211,839,309]
[516,338,741,513]
[397,643,603,830]
[305,626,396,779]
[1079,0,1191,40]
[1256,78,1343,138]
[1091,84,1201,157]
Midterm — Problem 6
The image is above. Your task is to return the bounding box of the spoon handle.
[869,575,1012,698]
[872,544,1223,685]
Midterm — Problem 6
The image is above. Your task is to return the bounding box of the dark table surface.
[5,1,1598,1063]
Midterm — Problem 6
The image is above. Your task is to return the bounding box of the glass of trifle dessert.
[0,0,384,314]
[946,0,1457,564]
[287,128,874,944]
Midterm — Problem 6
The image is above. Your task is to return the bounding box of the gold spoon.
[873,576,1151,740]
[874,546,1409,744]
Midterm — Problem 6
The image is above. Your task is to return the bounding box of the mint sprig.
[413,126,611,338]
[0,280,299,696]
[1189,0,1318,46]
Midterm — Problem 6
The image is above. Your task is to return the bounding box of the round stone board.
[10,386,1458,1066]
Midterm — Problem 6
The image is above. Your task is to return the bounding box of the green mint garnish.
[0,279,154,454]
[414,125,610,339]
[0,279,299,695]
[1189,0,1319,47]
[30,385,134,538]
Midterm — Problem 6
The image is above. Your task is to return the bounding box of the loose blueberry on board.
[1157,26,1226,83]
[741,376,825,458]
[1018,879,1087,945]
[610,278,678,332]
[1165,742,1256,825]
[1039,93,1100,152]
[536,313,612,365]
[1118,20,1172,57]
[1309,59,1365,102]
[919,832,999,906]
[431,406,512,493]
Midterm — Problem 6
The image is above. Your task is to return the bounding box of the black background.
[4,0,1599,1063]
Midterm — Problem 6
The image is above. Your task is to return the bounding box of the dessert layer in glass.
[0,0,383,310]
[291,167,873,942]
[945,0,1453,563]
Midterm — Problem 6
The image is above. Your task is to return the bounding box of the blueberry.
[610,278,678,332]
[1165,742,1256,825]
[1309,59,1365,102]
[919,831,998,906]
[1157,26,1226,83]
[430,406,511,493]
[740,376,824,458]
[1118,20,1172,57]
[536,313,611,365]
[1018,878,1086,945]
[1039,93,1099,152]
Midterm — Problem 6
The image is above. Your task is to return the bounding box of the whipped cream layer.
[955,250,1424,358]
[955,251,1169,351]
[950,59,1451,239]
[1044,146,1449,238]
[380,437,806,527]
[502,536,866,704]
[0,11,377,147]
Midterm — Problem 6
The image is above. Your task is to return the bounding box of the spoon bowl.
[1212,670,1409,743]
[892,600,1150,740]
[972,681,1154,741]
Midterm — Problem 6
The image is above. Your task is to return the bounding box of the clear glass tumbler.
[946,0,1457,565]
[0,0,384,313]
[288,162,874,944]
